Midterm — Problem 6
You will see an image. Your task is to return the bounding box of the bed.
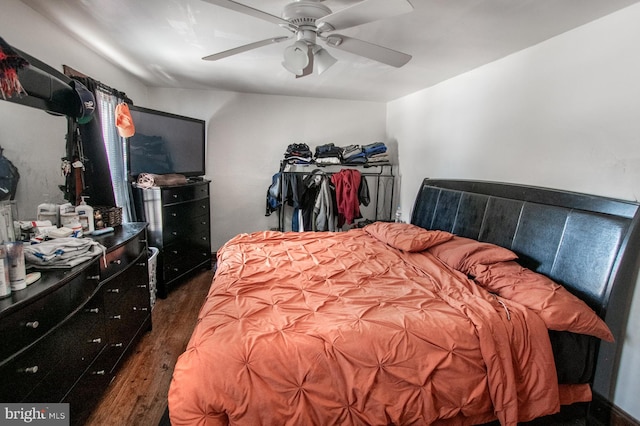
[169,179,640,425]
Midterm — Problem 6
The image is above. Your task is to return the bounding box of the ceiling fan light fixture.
[282,60,303,76]
[282,40,310,75]
[312,46,337,75]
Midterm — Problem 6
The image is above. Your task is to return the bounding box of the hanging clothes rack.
[277,161,395,232]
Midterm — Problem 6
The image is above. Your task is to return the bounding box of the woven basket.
[94,206,123,228]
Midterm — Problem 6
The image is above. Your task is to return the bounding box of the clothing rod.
[280,171,395,178]
[281,162,392,174]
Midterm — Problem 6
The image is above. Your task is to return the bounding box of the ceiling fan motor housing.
[282,1,332,28]
[283,1,333,46]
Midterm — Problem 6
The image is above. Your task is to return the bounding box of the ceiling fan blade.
[203,36,291,61]
[324,35,411,67]
[317,0,413,32]
[201,0,290,26]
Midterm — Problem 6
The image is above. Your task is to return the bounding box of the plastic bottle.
[395,206,402,223]
[75,196,95,235]
[0,245,10,299]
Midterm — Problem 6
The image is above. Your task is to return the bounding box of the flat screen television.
[127,105,206,180]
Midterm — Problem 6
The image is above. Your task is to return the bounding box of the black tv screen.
[127,106,206,179]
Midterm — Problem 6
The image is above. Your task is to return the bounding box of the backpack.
[265,172,282,216]
[0,151,19,201]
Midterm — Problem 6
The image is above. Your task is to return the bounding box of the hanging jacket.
[265,172,282,216]
[331,169,361,227]
[359,176,370,207]
[313,176,336,232]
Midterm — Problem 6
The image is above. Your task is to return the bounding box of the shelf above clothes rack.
[277,162,395,232]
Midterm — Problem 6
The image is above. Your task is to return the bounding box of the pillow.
[363,222,453,252]
[427,236,518,274]
[469,261,613,342]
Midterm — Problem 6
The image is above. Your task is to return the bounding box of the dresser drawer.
[162,183,209,204]
[163,244,211,283]
[164,237,210,266]
[163,224,210,249]
[0,284,72,362]
[162,198,209,229]
[100,232,145,281]
[0,328,66,402]
[63,354,112,426]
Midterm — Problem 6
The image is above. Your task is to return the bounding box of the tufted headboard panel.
[411,179,640,399]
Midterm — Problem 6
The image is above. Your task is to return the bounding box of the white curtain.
[95,89,133,222]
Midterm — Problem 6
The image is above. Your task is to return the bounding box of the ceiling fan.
[201,0,414,78]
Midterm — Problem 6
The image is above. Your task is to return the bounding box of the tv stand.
[132,180,212,298]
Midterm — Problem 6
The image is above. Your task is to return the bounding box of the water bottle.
[395,206,402,223]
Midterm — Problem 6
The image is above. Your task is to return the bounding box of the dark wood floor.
[85,268,215,426]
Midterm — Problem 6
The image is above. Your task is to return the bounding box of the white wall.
[146,88,387,250]
[0,1,149,218]
[387,3,640,419]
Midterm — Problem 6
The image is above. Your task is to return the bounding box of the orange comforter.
[169,229,586,425]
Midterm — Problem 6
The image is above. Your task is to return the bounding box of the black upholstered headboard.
[411,179,640,400]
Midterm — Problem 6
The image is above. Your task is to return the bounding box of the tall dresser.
[133,179,212,298]
[0,223,151,425]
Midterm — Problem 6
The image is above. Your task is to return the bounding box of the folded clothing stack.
[284,143,313,164]
[315,143,343,165]
[341,145,365,164]
[362,142,389,164]
[24,237,106,269]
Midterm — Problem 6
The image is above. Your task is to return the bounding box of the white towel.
[24,237,106,269]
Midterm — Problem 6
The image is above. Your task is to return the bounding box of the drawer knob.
[110,259,122,265]
[88,338,102,344]
[172,194,178,199]
[171,212,177,217]
[92,370,106,376]
[85,307,100,314]
[19,366,39,374]
[25,321,39,329]
[88,275,100,281]
[110,315,122,320]
[171,231,178,236]
[137,284,148,289]
[133,307,149,312]
[112,343,124,348]
[201,236,208,241]
[107,288,120,294]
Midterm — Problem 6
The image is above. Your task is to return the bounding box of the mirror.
[0,100,68,222]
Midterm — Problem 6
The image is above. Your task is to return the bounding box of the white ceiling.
[20,0,640,102]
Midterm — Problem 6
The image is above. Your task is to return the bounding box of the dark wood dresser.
[0,223,152,425]
[132,180,212,298]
